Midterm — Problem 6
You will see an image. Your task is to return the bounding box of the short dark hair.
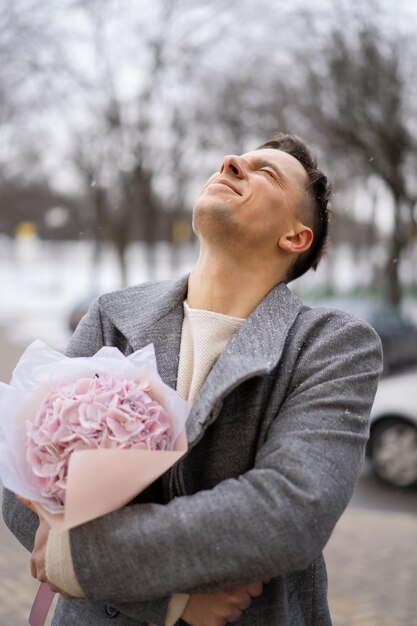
[257,133,331,282]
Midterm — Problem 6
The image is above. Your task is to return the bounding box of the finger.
[60,592,77,600]
[15,495,37,513]
[30,558,37,579]
[236,596,251,611]
[31,555,47,583]
[46,583,75,600]
[34,565,48,583]
[225,607,242,622]
[229,589,252,611]
[244,581,263,597]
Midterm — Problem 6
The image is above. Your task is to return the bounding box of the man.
[3,133,383,625]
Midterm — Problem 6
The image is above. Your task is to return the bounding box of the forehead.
[242,148,308,188]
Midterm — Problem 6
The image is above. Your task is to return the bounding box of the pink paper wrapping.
[33,427,188,531]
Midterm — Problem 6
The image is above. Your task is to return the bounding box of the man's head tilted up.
[189,133,331,318]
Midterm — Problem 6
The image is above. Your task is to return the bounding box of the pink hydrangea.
[26,374,172,505]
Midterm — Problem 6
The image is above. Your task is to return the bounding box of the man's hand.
[30,515,50,583]
[182,580,264,626]
[16,495,77,600]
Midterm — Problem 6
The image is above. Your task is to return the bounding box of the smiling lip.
[210,178,242,196]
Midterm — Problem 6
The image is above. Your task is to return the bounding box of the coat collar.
[99,275,189,391]
[100,274,304,446]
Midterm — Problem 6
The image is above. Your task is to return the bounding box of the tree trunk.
[386,201,403,306]
[115,241,128,287]
[89,186,106,292]
[112,218,129,288]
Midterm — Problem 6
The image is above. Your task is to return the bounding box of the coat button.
[105,605,120,618]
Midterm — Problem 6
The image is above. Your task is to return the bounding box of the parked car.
[313,297,417,375]
[368,370,417,487]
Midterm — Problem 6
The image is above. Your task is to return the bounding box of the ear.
[278,224,314,255]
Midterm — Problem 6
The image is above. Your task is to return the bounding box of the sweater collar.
[99,273,304,445]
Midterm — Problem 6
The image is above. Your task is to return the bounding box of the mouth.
[209,178,242,196]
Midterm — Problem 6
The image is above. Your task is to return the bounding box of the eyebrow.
[249,156,287,181]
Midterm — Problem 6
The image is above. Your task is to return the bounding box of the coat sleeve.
[2,487,39,551]
[1,297,176,626]
[68,316,383,605]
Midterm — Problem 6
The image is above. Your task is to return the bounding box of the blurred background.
[0,0,417,624]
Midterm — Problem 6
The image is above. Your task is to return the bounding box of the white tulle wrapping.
[0,340,190,518]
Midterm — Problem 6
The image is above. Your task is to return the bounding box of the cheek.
[243,210,279,247]
[245,189,281,228]
[247,200,293,247]
[266,193,294,231]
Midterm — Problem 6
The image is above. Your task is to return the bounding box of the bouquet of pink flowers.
[0,340,190,531]
[27,373,174,506]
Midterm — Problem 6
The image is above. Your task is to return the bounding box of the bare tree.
[63,0,223,284]
[291,7,417,304]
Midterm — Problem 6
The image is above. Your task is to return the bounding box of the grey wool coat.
[2,274,383,626]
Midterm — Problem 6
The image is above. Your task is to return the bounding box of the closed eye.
[260,168,277,179]
[248,156,287,184]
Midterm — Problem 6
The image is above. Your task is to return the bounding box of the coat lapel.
[100,275,304,446]
[99,275,189,390]
[185,282,304,444]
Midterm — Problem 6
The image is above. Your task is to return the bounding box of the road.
[352,462,417,515]
[0,326,416,626]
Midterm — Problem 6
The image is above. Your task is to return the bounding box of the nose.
[220,154,246,178]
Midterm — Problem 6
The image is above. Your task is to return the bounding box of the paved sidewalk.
[324,508,417,626]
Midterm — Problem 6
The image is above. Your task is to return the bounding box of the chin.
[193,197,237,243]
[194,193,234,218]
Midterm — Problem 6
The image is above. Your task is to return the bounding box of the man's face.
[193,148,310,256]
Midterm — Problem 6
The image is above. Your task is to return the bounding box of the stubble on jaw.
[192,197,241,248]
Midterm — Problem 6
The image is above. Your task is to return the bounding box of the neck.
[187,245,286,319]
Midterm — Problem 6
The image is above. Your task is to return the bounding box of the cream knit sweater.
[45,300,245,625]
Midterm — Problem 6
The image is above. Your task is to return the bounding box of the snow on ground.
[0,237,197,350]
[1,235,417,352]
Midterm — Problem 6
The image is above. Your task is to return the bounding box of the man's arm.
[1,298,180,626]
[68,316,383,605]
